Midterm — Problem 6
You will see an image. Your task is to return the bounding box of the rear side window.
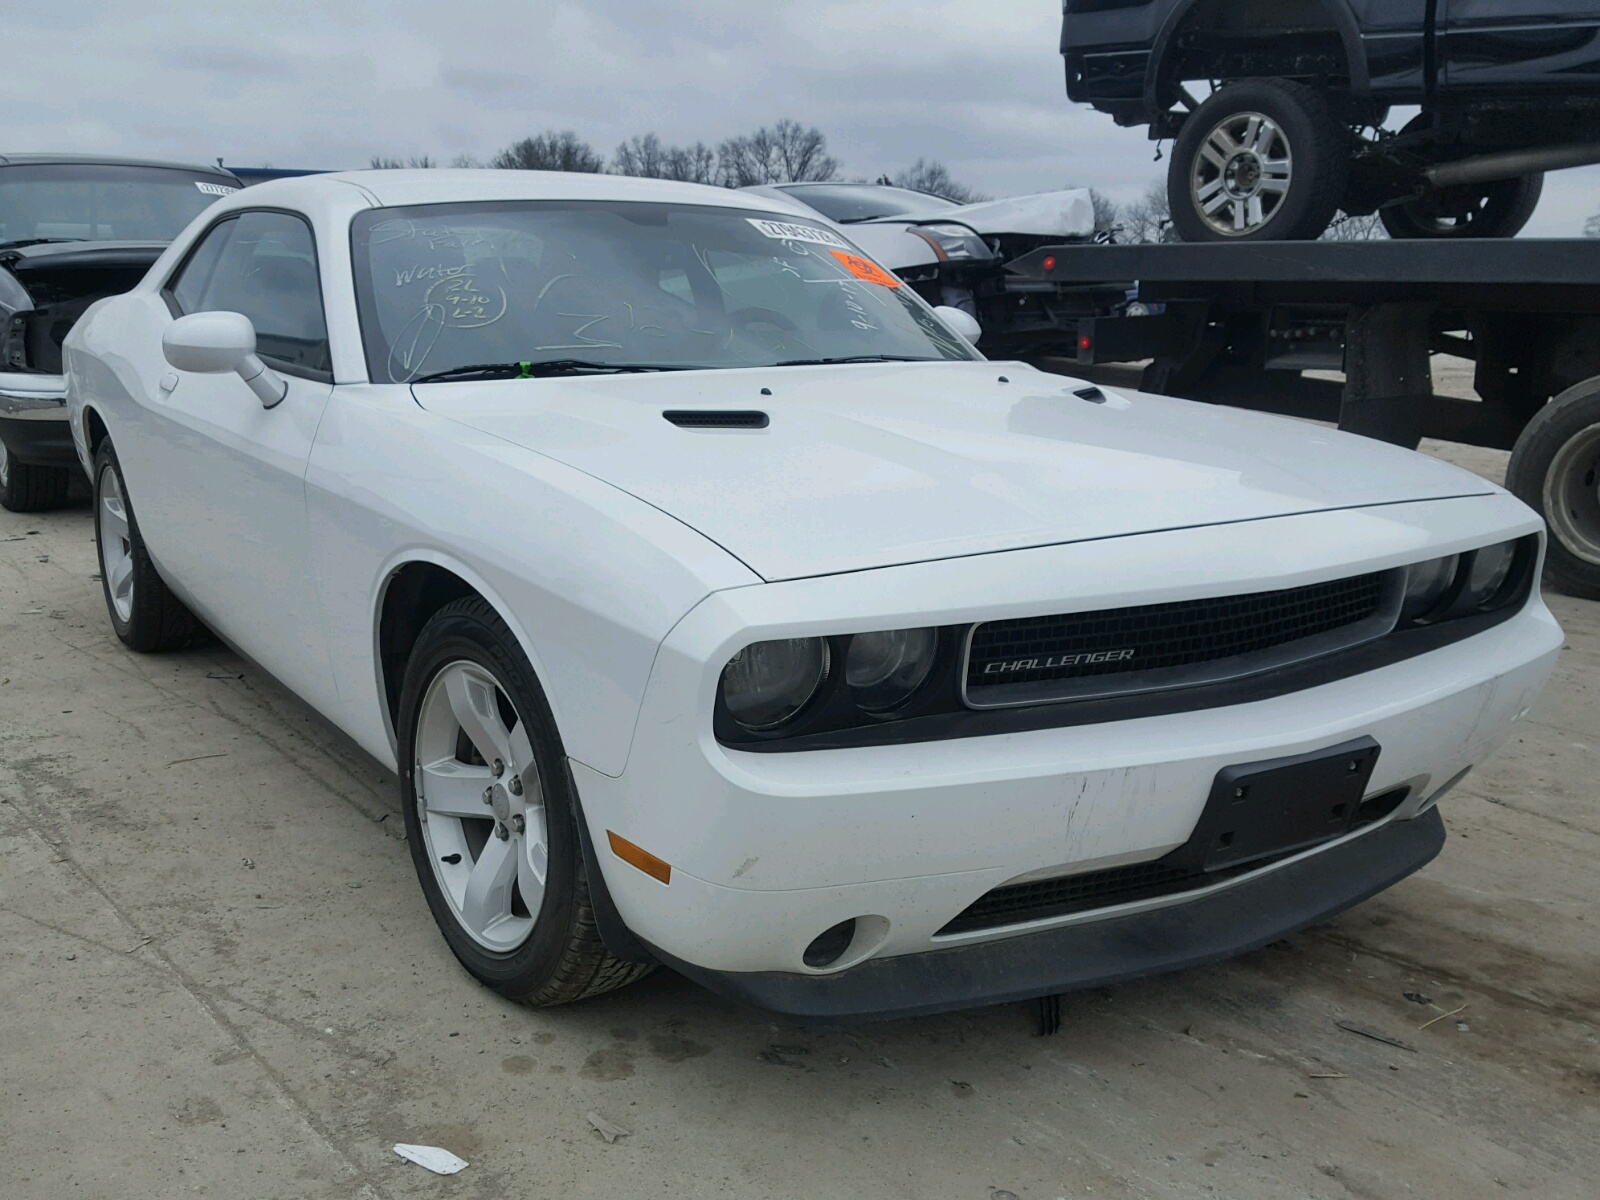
[168,210,331,376]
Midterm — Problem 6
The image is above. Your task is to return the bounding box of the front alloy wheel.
[1169,79,1348,243]
[414,661,551,953]
[398,597,652,1004]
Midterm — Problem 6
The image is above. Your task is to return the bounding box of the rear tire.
[1380,173,1543,240]
[1506,379,1600,599]
[1169,79,1349,243]
[93,440,200,651]
[398,596,653,1006]
[0,444,72,513]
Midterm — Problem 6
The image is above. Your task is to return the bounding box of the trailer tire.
[1507,379,1600,599]
[1169,80,1348,243]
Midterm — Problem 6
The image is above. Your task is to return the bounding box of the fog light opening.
[803,920,857,969]
[801,915,891,972]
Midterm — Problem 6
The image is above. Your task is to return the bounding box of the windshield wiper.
[412,359,689,384]
[771,355,942,368]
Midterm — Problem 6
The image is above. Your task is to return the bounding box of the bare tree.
[489,132,605,173]
[369,154,436,169]
[449,153,480,168]
[1087,188,1120,233]
[716,120,839,187]
[612,134,718,184]
[891,159,987,204]
[1121,181,1173,243]
[1585,210,1600,238]
[1322,212,1387,241]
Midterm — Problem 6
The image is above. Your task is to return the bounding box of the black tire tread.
[401,596,653,1007]
[93,441,200,652]
[0,449,72,513]
[1506,380,1600,600]
[1380,172,1544,240]
[1170,78,1349,243]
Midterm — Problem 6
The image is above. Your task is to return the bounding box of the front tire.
[1507,379,1600,599]
[93,440,200,651]
[398,597,652,1005]
[0,443,72,513]
[1169,79,1349,243]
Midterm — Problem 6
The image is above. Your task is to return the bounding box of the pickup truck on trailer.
[1009,238,1600,597]
[1062,1,1600,241]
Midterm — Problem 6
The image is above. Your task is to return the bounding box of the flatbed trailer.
[1007,239,1600,598]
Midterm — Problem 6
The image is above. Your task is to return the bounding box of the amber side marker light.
[607,831,672,884]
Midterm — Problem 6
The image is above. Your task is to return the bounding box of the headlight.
[1462,541,1518,608]
[1401,554,1459,623]
[845,627,938,714]
[907,223,994,262]
[720,638,829,731]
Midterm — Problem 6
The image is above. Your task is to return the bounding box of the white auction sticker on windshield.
[194,181,238,197]
[747,219,849,248]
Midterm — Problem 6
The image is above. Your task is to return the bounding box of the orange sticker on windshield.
[830,250,902,288]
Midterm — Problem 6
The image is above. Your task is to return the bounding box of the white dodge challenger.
[63,171,1562,1020]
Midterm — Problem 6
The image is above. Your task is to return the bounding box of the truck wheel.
[1380,174,1543,240]
[1506,379,1600,599]
[398,597,654,1006]
[0,444,72,513]
[93,440,200,651]
[1169,79,1348,243]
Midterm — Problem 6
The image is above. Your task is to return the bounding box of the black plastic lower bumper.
[648,808,1446,1023]
[0,415,79,469]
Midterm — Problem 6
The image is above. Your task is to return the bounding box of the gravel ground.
[1,369,1595,1198]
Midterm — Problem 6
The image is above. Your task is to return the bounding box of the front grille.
[938,788,1410,935]
[966,572,1389,706]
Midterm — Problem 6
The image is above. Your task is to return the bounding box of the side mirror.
[162,311,288,408]
[933,305,983,346]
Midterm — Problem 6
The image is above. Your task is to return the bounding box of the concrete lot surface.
[1,414,1596,1198]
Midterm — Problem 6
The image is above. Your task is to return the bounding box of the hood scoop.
[663,409,770,430]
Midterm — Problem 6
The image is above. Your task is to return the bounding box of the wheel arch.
[1147,0,1369,125]
[83,405,110,459]
[373,554,561,758]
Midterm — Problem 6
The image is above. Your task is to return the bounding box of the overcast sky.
[8,0,1599,234]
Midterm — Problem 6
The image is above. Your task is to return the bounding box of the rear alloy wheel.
[1380,173,1544,240]
[1508,380,1600,599]
[1169,79,1348,243]
[399,597,652,1005]
[0,443,72,513]
[93,440,199,651]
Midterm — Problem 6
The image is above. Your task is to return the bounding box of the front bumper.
[648,808,1446,1022]
[571,494,1561,1013]
[0,373,75,468]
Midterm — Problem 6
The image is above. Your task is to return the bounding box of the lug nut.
[494,821,510,841]
[512,814,525,834]
[492,759,505,778]
[508,775,523,796]
[483,786,494,806]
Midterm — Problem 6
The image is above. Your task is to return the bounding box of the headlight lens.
[908,223,994,262]
[721,638,829,731]
[1401,554,1459,623]
[845,628,938,713]
[1463,541,1517,607]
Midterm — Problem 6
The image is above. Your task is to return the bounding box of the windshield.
[0,163,239,247]
[777,184,960,224]
[351,201,978,383]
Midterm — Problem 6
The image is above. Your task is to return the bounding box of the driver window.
[169,211,331,376]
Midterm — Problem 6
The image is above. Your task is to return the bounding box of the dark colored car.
[1062,1,1600,241]
[0,154,241,511]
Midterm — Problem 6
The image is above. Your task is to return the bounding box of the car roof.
[0,152,239,178]
[234,168,821,217]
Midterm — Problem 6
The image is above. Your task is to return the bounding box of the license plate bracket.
[1169,737,1381,874]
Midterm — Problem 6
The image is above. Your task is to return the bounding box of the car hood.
[414,362,1495,582]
